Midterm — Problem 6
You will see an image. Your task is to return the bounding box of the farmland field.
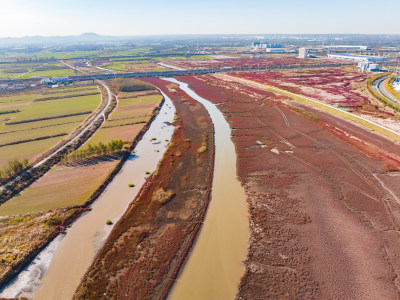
[0,88,162,215]
[0,63,77,79]
[0,86,101,166]
[83,91,162,145]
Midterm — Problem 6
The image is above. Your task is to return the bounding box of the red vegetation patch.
[322,121,400,171]
[232,68,369,107]
[168,56,339,70]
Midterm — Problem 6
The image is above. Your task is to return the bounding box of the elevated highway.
[0,63,348,85]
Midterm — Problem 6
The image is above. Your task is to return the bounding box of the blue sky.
[0,0,399,37]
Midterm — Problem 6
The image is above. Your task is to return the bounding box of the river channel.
[163,78,249,300]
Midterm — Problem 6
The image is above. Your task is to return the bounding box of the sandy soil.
[74,78,215,299]
[180,75,400,299]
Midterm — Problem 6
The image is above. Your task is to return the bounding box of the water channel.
[163,78,249,300]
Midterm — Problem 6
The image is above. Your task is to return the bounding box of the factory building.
[323,45,370,51]
[41,77,70,84]
[327,53,389,62]
[253,42,283,50]
[266,48,289,53]
[298,48,308,59]
[357,62,380,72]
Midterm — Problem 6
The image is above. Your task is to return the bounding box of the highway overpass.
[0,63,348,85]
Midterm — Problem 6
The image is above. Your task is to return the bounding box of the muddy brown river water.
[164,78,249,300]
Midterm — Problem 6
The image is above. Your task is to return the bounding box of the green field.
[0,90,161,215]
[0,87,101,166]
[82,92,161,146]
[19,68,76,78]
[0,162,114,215]
[0,63,77,79]
[0,136,66,166]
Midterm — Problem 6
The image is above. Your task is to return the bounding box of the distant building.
[393,77,400,92]
[298,48,308,59]
[323,45,370,51]
[357,61,381,72]
[327,53,389,63]
[266,48,288,53]
[41,78,52,84]
[253,42,283,50]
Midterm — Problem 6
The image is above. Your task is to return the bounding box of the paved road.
[0,77,113,191]
[373,74,400,105]
[378,76,400,105]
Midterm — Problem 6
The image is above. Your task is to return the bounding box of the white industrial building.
[323,45,370,51]
[266,48,289,53]
[327,53,389,63]
[41,77,70,84]
[357,62,380,72]
[394,77,400,92]
[298,48,308,59]
[253,42,283,50]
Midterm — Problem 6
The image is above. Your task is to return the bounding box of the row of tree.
[115,78,155,92]
[0,158,29,181]
[63,139,124,163]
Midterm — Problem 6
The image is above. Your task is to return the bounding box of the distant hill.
[0,33,130,46]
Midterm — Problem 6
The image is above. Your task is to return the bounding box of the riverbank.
[74,77,215,299]
[180,75,400,299]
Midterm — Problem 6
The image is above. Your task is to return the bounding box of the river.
[163,78,249,300]
[0,91,176,299]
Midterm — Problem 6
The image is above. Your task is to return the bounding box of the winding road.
[373,74,400,105]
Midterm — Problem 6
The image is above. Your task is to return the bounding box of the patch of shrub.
[63,139,124,163]
[0,158,29,182]
[115,78,155,92]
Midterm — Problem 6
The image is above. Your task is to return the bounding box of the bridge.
[0,63,348,85]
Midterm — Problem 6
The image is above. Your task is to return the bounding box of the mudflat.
[181,75,400,299]
[74,77,215,299]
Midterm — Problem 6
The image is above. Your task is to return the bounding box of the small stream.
[0,92,176,300]
[163,78,249,300]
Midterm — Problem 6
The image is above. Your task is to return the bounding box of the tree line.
[63,139,124,163]
[0,158,29,182]
[115,78,155,92]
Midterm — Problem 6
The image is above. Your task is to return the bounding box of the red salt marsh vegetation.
[177,75,400,299]
[166,55,341,70]
[232,68,370,107]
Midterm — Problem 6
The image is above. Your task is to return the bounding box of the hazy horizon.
[0,0,399,38]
